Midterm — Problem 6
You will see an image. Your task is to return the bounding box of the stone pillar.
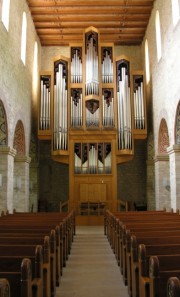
[146,160,155,210]
[14,155,31,212]
[154,154,170,211]
[167,145,180,211]
[0,146,16,213]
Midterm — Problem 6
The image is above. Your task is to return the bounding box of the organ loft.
[38,27,147,214]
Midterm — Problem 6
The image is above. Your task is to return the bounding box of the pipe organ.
[38,26,147,212]
[39,74,51,136]
[116,59,132,150]
[53,59,68,151]
[133,73,145,130]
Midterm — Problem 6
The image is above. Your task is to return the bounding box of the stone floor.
[56,225,129,297]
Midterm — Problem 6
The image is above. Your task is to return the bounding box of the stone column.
[154,154,170,210]
[167,145,180,211]
[14,155,31,212]
[0,146,16,213]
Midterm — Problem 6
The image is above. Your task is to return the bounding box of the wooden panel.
[80,183,106,202]
[27,0,155,46]
[80,184,89,202]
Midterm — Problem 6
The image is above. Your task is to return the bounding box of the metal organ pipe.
[104,152,111,174]
[86,107,99,127]
[102,95,114,127]
[71,50,82,83]
[71,93,82,127]
[134,81,144,129]
[40,78,50,130]
[85,37,99,96]
[53,63,68,151]
[102,51,113,83]
[89,145,97,174]
[117,67,132,150]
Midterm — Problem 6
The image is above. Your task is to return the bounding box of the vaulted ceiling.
[27,0,155,46]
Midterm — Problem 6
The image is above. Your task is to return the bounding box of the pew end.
[0,278,10,297]
[167,277,180,297]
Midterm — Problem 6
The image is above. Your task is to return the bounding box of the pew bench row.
[105,210,180,297]
[0,210,75,297]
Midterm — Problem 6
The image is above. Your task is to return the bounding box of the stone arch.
[158,118,169,154]
[175,101,180,144]
[13,120,25,155]
[0,99,8,145]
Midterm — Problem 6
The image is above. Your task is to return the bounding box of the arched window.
[21,12,27,65]
[155,10,162,62]
[145,39,150,84]
[172,0,180,26]
[33,41,38,91]
[1,0,10,31]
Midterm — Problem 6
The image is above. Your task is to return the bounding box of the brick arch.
[13,120,25,155]
[0,99,8,145]
[158,118,169,154]
[175,101,180,144]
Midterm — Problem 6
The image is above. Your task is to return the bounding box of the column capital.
[0,146,16,157]
[154,154,169,163]
[167,145,180,155]
[14,155,31,164]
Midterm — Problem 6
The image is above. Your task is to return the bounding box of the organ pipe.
[53,61,68,151]
[102,89,114,127]
[71,48,82,83]
[71,89,83,127]
[40,76,51,130]
[85,31,99,96]
[117,66,132,150]
[102,48,113,83]
[133,75,145,129]
[74,143,111,174]
[86,100,99,128]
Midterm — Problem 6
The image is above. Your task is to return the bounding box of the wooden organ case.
[38,27,147,214]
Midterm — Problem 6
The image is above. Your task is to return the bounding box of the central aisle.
[56,225,129,297]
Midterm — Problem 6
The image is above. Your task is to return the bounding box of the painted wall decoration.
[158,118,169,154]
[175,102,180,144]
[13,120,25,154]
[0,100,7,145]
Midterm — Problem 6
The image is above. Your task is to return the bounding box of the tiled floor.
[55,226,129,297]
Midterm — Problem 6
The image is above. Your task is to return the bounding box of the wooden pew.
[0,211,75,275]
[0,245,43,297]
[106,211,180,259]
[0,258,40,297]
[0,278,10,297]
[139,243,180,297]
[0,226,58,291]
[0,211,75,296]
[149,255,180,297]
[123,228,180,287]
[0,229,56,297]
[130,235,180,297]
[167,276,180,297]
[0,235,51,297]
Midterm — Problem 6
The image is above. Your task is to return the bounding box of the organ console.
[38,26,147,212]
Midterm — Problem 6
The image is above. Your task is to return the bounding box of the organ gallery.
[38,27,147,213]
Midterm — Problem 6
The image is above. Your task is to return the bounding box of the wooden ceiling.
[27,0,155,46]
